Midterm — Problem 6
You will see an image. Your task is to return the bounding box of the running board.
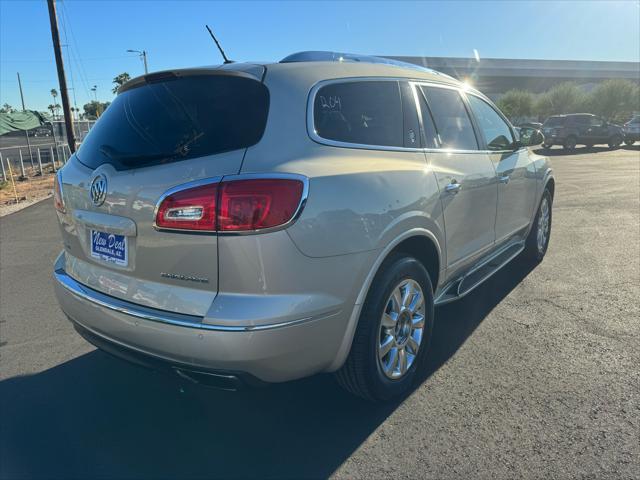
[434,241,525,306]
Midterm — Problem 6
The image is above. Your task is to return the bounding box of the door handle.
[445,181,461,194]
[498,175,510,184]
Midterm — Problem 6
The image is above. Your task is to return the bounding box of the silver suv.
[53,52,554,401]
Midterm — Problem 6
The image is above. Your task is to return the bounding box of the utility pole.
[127,49,149,74]
[46,0,76,153]
[16,72,35,170]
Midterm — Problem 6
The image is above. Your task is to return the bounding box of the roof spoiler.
[118,65,265,94]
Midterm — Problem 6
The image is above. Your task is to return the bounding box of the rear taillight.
[53,173,66,213]
[218,179,303,231]
[154,177,305,233]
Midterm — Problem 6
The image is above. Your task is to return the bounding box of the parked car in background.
[33,126,52,137]
[52,51,554,402]
[542,113,624,150]
[623,116,640,146]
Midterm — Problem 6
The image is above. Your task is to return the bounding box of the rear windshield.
[76,74,269,170]
[543,117,565,127]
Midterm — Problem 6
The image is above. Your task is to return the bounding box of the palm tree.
[48,104,56,117]
[112,72,131,94]
[54,103,61,119]
[50,89,58,119]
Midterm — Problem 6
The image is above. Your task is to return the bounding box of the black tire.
[335,254,434,402]
[585,143,594,149]
[523,188,552,263]
[624,140,635,146]
[542,144,552,151]
[563,136,577,150]
[608,135,622,149]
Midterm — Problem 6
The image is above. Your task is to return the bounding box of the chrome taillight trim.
[152,173,310,235]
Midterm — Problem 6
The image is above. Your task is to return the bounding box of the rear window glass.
[76,75,269,170]
[313,81,403,147]
[544,117,565,127]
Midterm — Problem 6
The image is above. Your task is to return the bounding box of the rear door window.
[419,86,478,150]
[313,80,403,147]
[77,74,269,170]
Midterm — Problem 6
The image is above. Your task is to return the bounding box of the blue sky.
[1,0,639,112]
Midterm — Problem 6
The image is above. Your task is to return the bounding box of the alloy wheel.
[537,197,550,254]
[377,279,425,380]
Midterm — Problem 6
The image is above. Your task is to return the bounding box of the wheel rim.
[378,279,425,380]
[566,138,576,149]
[537,197,550,254]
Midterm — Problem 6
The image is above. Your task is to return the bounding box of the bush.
[587,79,640,123]
[496,90,534,122]
[534,82,588,119]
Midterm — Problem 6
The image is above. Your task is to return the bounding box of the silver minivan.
[53,52,554,401]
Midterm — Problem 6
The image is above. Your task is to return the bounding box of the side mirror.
[519,129,544,147]
[529,130,544,145]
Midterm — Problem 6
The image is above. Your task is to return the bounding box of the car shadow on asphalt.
[0,258,536,479]
[532,144,639,156]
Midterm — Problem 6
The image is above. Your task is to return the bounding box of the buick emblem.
[90,174,108,206]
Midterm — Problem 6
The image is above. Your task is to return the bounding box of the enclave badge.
[90,174,108,206]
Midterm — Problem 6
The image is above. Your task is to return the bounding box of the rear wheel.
[609,135,622,149]
[563,136,577,150]
[625,140,635,146]
[523,188,552,263]
[542,144,552,151]
[335,254,434,402]
[585,143,594,149]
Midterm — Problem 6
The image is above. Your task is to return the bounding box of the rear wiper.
[99,144,184,165]
[99,132,204,165]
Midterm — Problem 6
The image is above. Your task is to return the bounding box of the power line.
[58,0,93,103]
[56,1,78,113]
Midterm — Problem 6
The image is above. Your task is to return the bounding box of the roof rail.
[280,51,453,78]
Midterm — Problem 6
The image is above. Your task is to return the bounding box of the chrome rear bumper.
[53,252,347,383]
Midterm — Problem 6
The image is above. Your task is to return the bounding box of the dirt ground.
[0,167,55,217]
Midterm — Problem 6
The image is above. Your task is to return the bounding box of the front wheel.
[523,189,552,262]
[335,254,434,402]
[624,140,635,146]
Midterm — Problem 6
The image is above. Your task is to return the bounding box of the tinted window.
[77,75,269,170]
[589,116,604,127]
[544,116,565,127]
[420,86,478,150]
[313,81,403,147]
[467,94,514,150]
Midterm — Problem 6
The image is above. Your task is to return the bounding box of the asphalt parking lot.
[1,146,638,479]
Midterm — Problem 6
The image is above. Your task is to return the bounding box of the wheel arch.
[326,229,442,372]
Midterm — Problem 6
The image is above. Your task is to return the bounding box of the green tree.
[83,100,111,119]
[0,103,13,113]
[112,72,131,94]
[587,79,640,122]
[48,104,56,117]
[496,90,534,122]
[534,82,587,119]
